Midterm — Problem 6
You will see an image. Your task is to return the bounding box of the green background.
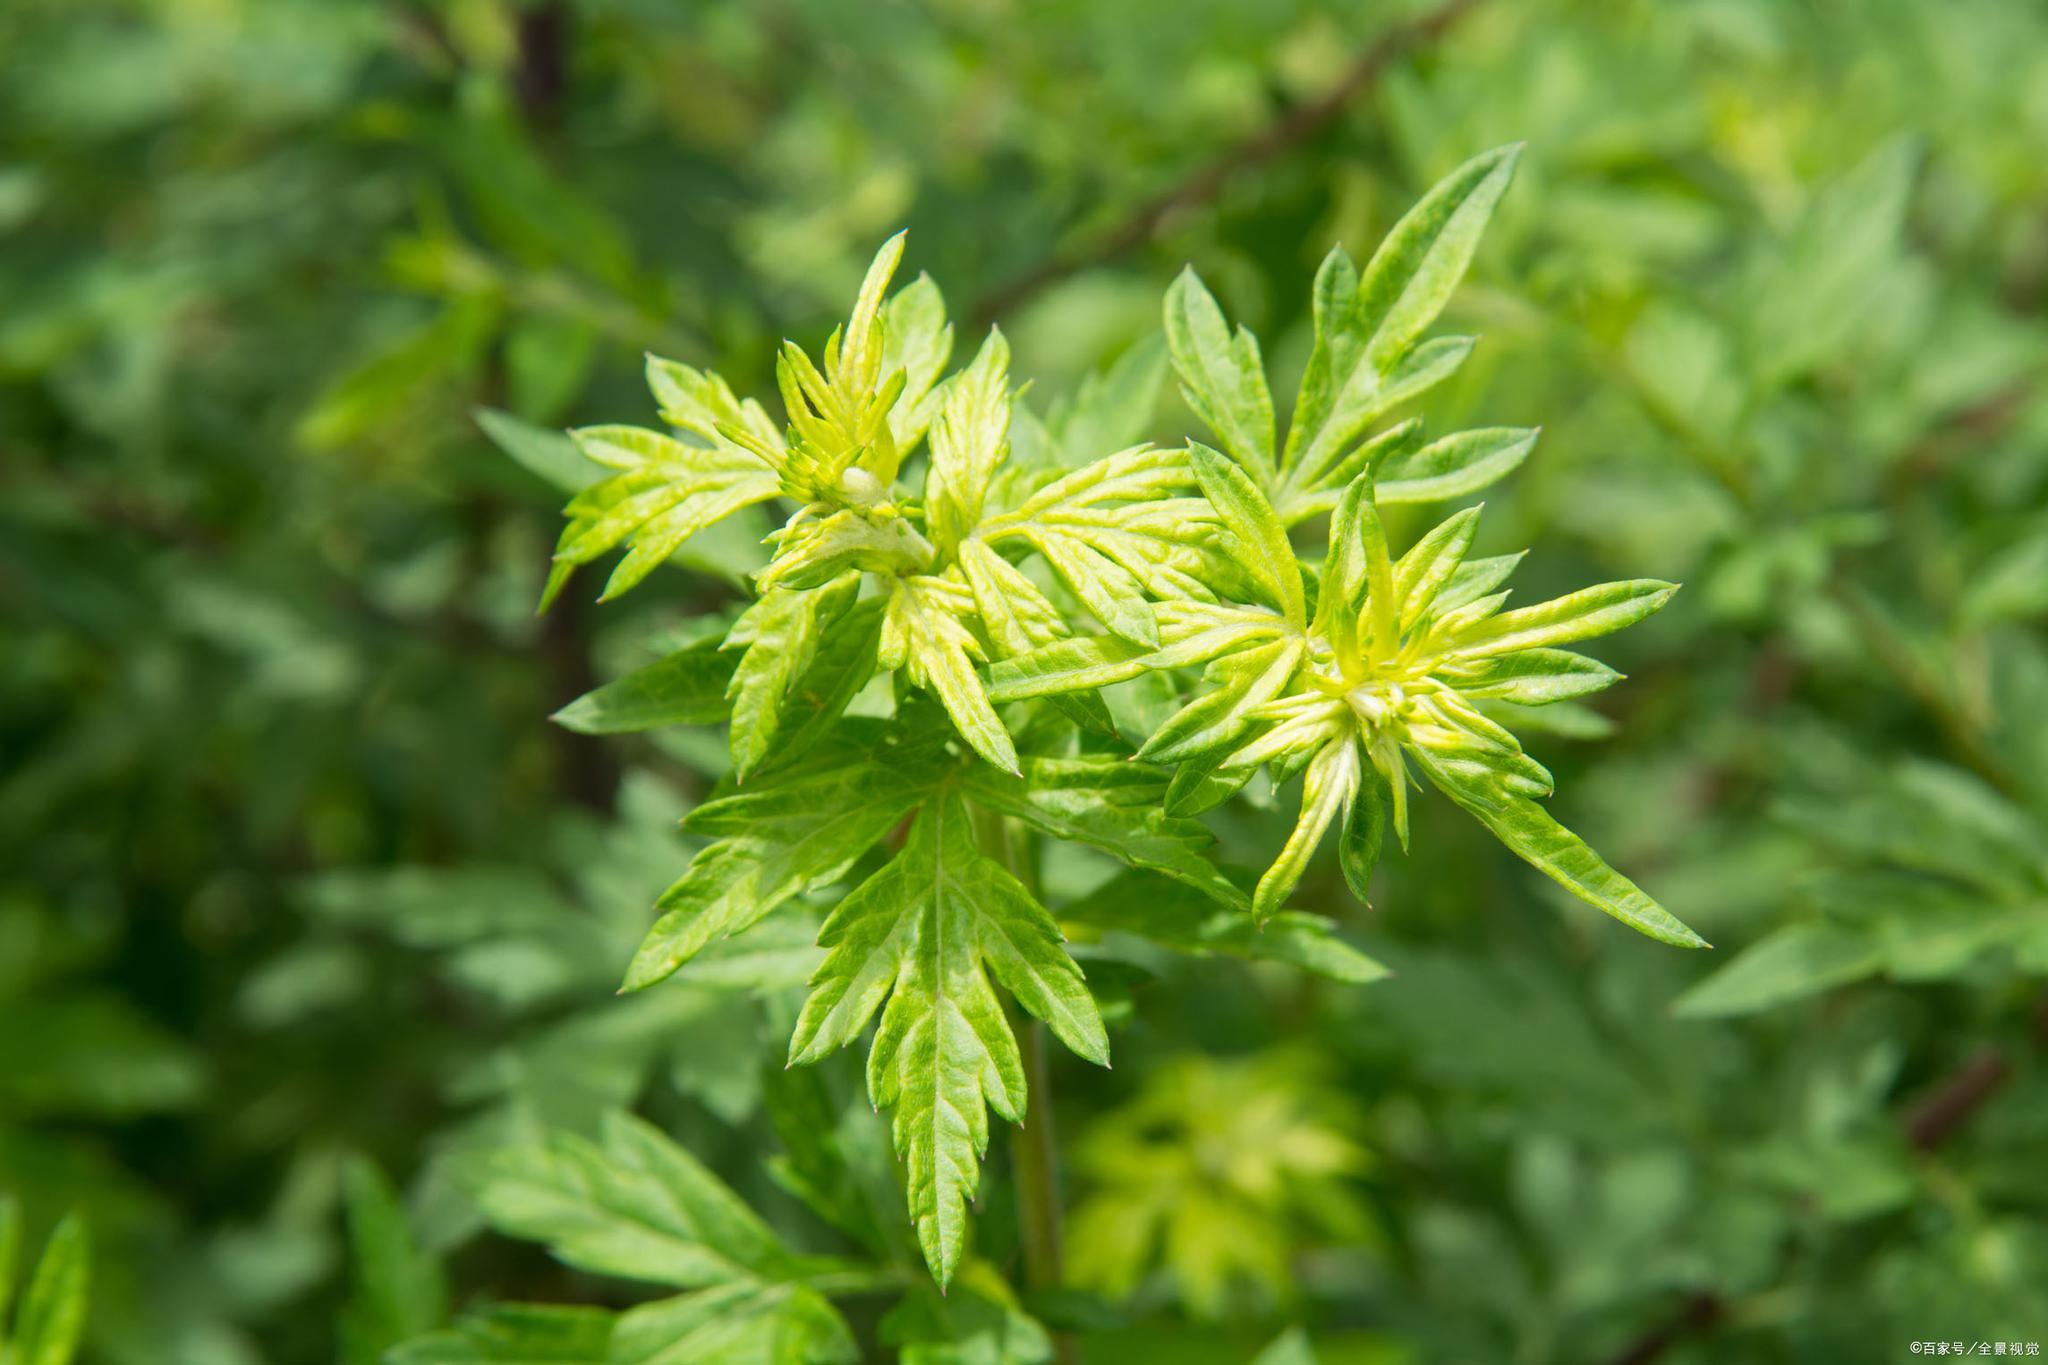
[4,0,2047,1360]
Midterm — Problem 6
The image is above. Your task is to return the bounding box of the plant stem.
[1013,1017,1071,1293]
[975,806,1080,1365]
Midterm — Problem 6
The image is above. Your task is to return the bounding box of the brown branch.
[1604,1293,1722,1365]
[504,0,619,815]
[1903,994,2048,1153]
[514,1,572,123]
[1905,1045,2012,1152]
[971,0,1487,325]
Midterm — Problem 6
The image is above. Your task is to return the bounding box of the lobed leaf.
[726,576,861,779]
[1188,443,1303,626]
[959,756,1246,908]
[341,1158,446,1365]
[645,356,784,456]
[389,1304,613,1364]
[622,726,943,991]
[1164,270,1276,485]
[1393,504,1483,629]
[1139,637,1305,765]
[464,1112,801,1288]
[552,638,734,735]
[788,795,1107,1285]
[881,575,1019,774]
[925,329,1010,555]
[1673,922,1881,1019]
[611,1283,857,1365]
[1376,427,1537,505]
[880,273,955,451]
[1063,870,1391,984]
[1355,143,1522,374]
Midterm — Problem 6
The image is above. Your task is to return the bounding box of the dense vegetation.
[4,1,2046,1362]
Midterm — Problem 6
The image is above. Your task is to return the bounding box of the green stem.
[1012,1017,1067,1296]
[974,805,1080,1365]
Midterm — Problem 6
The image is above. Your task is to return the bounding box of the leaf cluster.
[524,146,1698,1293]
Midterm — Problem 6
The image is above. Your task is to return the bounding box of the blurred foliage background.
[5,0,2048,1360]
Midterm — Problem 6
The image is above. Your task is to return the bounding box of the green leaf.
[1961,526,2048,626]
[977,446,1223,642]
[1355,143,1522,374]
[1254,741,1361,923]
[1031,333,1167,469]
[1393,505,1483,629]
[551,638,735,735]
[546,428,781,606]
[1748,136,1917,385]
[1433,551,1525,614]
[957,756,1246,908]
[1164,269,1276,485]
[1188,443,1303,626]
[788,794,1108,1285]
[1251,1328,1319,1365]
[1164,749,1258,817]
[1673,922,1883,1018]
[1139,637,1305,765]
[881,1263,1055,1365]
[1065,871,1390,984]
[0,1197,16,1334]
[623,727,941,991]
[1351,474,1398,656]
[14,1213,88,1365]
[881,575,1019,774]
[1338,771,1386,903]
[1776,761,2047,899]
[1435,649,1623,704]
[1376,427,1537,505]
[477,407,605,493]
[839,231,907,395]
[464,1112,810,1288]
[1415,751,1706,948]
[726,576,861,779]
[771,598,888,768]
[985,634,1152,702]
[341,1157,447,1365]
[1279,245,1368,493]
[1451,579,1677,657]
[881,273,956,451]
[1026,531,1157,647]
[611,1283,858,1365]
[957,540,1068,658]
[390,1305,613,1365]
[926,329,1010,555]
[645,355,785,454]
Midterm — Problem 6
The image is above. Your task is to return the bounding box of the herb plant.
[515,144,1702,1322]
[15,3,2048,1359]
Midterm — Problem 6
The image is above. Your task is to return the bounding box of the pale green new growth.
[1001,144,1700,947]
[542,234,1227,777]
[1137,452,1690,943]
[1165,143,1525,526]
[529,142,1702,1292]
